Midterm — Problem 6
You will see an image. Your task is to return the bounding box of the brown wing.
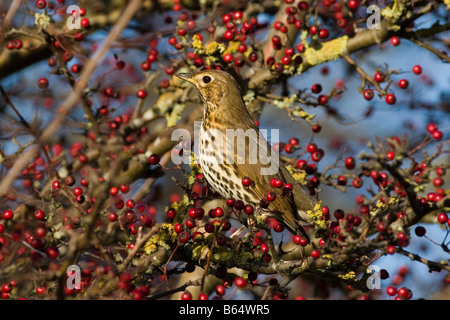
[229,125,314,235]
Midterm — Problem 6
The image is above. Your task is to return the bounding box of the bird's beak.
[176,73,195,84]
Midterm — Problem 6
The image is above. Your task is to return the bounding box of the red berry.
[318,94,328,104]
[242,177,252,187]
[363,89,374,101]
[374,71,385,82]
[107,212,118,222]
[352,177,363,188]
[52,180,60,190]
[281,55,291,65]
[347,0,358,10]
[109,187,118,196]
[136,89,147,99]
[307,143,317,153]
[387,245,396,254]
[177,28,187,36]
[426,123,438,133]
[126,199,135,209]
[293,235,302,245]
[36,0,47,9]
[345,156,356,169]
[284,143,295,153]
[234,277,246,288]
[437,213,448,224]
[167,208,176,219]
[337,176,347,185]
[198,293,208,300]
[432,130,443,140]
[412,65,422,75]
[385,93,396,105]
[244,204,254,215]
[3,210,13,220]
[311,83,322,94]
[148,154,160,165]
[390,36,400,46]
[34,209,45,220]
[273,222,285,233]
[214,207,224,217]
[398,79,409,89]
[80,18,90,28]
[38,78,49,89]
[386,151,395,160]
[180,291,192,300]
[310,249,320,258]
[318,28,329,39]
[386,286,397,296]
[178,231,190,243]
[224,30,234,41]
[433,177,443,187]
[215,285,226,296]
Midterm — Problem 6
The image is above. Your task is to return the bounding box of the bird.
[176,69,316,241]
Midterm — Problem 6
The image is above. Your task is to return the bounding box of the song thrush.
[176,70,315,240]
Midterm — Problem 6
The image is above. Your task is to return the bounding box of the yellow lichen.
[286,165,307,185]
[306,201,327,229]
[167,194,193,214]
[381,0,405,22]
[166,103,185,127]
[191,34,204,52]
[213,247,233,262]
[305,36,348,66]
[338,271,357,281]
[144,223,177,255]
[192,34,226,57]
[445,0,450,10]
[192,244,209,260]
[292,109,315,122]
[34,13,52,28]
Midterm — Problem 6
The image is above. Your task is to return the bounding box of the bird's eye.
[202,75,211,84]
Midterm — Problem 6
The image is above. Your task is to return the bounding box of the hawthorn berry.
[363,89,374,101]
[180,291,192,300]
[136,89,147,99]
[242,177,252,187]
[374,71,385,82]
[148,154,160,165]
[347,0,358,10]
[390,36,400,46]
[345,156,356,169]
[311,83,322,94]
[398,79,409,89]
[38,78,49,89]
[412,65,422,75]
[352,177,363,188]
[385,93,396,105]
[80,18,90,28]
[36,0,47,9]
[310,249,320,258]
[432,130,443,140]
[437,213,448,224]
[386,151,395,160]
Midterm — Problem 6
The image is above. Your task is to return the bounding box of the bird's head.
[176,69,242,104]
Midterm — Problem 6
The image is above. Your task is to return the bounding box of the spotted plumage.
[176,70,315,240]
